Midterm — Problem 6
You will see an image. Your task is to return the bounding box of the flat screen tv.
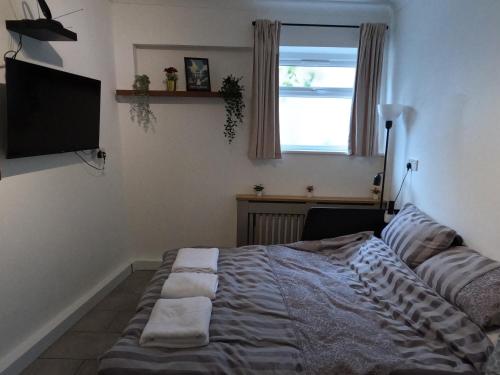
[5,58,101,159]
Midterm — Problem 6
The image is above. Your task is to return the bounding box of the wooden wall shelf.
[115,90,221,98]
[236,194,377,205]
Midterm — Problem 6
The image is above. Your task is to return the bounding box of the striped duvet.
[99,233,493,374]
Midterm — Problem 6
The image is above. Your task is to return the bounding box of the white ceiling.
[267,0,391,3]
[109,0,394,15]
[111,0,392,5]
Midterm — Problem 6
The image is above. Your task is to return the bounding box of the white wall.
[388,0,500,260]
[111,0,390,260]
[0,0,131,371]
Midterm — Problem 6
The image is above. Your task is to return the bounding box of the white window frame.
[279,48,357,155]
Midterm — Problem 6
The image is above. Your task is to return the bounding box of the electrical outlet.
[90,148,106,159]
[408,159,419,172]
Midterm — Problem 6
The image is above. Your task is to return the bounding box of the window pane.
[279,96,352,153]
[278,47,356,153]
[279,66,356,88]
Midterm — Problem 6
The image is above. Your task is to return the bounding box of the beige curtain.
[249,20,282,160]
[349,23,387,156]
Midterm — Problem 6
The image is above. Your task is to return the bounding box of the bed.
[98,207,496,375]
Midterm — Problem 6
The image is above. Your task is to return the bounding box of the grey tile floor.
[21,270,155,375]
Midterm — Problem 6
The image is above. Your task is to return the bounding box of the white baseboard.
[0,263,132,375]
[132,260,162,271]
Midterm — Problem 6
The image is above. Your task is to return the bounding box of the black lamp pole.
[379,120,393,209]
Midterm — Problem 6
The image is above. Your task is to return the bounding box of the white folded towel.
[139,297,212,349]
[161,273,219,300]
[172,248,219,274]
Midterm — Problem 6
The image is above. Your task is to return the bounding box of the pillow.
[456,267,500,329]
[381,203,456,268]
[415,246,500,328]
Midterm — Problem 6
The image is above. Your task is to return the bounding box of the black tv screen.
[5,58,101,159]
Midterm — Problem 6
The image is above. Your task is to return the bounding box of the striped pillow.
[415,247,500,302]
[456,268,500,328]
[381,203,456,268]
[416,247,500,328]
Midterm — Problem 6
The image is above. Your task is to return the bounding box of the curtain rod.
[251,21,388,30]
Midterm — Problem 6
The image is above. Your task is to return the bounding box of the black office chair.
[301,208,387,241]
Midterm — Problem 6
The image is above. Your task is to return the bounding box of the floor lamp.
[377,104,404,210]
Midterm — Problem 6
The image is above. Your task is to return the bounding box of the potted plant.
[132,74,150,92]
[371,186,381,200]
[164,67,178,92]
[253,184,264,197]
[306,185,314,198]
[130,74,156,131]
[219,75,245,143]
[372,173,383,201]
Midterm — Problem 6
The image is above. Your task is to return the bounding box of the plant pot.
[167,80,176,92]
[372,193,380,200]
[255,191,263,197]
[306,192,313,198]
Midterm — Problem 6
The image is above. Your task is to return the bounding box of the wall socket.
[408,159,419,172]
[91,148,106,160]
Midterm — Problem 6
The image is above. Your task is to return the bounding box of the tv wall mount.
[5,0,77,42]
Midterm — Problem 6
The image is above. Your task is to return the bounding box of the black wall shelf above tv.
[6,20,77,41]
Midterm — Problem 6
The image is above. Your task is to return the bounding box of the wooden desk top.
[236,194,377,205]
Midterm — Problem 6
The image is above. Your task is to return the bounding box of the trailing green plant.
[133,74,151,92]
[130,74,156,131]
[219,75,245,143]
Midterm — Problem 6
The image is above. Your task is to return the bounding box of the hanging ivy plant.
[219,75,245,143]
[130,74,156,132]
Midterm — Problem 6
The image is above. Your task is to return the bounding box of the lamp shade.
[378,104,404,122]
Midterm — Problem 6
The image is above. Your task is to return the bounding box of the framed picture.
[184,57,211,91]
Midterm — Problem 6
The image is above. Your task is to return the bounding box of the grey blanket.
[99,234,493,374]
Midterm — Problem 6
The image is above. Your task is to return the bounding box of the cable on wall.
[74,151,106,171]
[394,165,411,204]
[3,33,23,61]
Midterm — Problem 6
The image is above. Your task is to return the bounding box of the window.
[279,46,357,154]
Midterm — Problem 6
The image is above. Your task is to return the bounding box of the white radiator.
[249,213,305,245]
